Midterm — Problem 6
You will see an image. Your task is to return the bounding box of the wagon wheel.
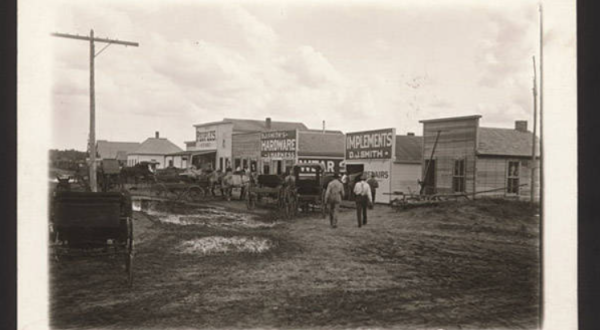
[185,186,205,202]
[151,183,169,197]
[125,217,134,287]
[320,192,327,219]
[246,192,256,210]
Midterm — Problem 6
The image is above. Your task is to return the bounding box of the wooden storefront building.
[420,115,540,200]
[243,128,345,175]
[171,117,308,171]
[344,128,423,204]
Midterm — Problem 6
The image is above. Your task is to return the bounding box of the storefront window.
[507,161,520,194]
[452,159,465,193]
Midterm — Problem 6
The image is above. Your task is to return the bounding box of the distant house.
[127,132,183,170]
[96,140,140,165]
[420,115,539,200]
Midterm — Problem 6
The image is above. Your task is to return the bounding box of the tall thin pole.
[89,29,97,192]
[538,3,545,327]
[51,31,139,192]
[531,56,538,203]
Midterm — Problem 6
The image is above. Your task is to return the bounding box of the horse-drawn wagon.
[246,174,297,218]
[50,191,134,285]
[293,163,330,217]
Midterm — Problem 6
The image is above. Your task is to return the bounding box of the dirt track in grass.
[50,198,540,330]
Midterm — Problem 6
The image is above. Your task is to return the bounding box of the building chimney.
[155,131,160,138]
[407,132,415,136]
[515,121,528,132]
[266,117,272,129]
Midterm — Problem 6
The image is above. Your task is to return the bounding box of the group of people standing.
[324,172,379,228]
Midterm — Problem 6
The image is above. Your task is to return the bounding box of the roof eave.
[419,115,482,124]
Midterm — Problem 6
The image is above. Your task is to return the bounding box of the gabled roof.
[96,140,140,160]
[298,131,345,158]
[395,135,423,164]
[194,118,308,133]
[477,127,540,157]
[129,138,183,156]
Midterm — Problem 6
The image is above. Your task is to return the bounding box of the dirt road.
[50,198,540,330]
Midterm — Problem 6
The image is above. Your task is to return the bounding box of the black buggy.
[50,191,134,286]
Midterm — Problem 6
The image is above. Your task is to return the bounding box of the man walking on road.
[353,175,372,227]
[367,174,379,204]
[324,173,345,228]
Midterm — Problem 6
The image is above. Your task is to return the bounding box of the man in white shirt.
[353,174,373,227]
[340,172,349,200]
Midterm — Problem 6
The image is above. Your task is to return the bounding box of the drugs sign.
[346,128,395,160]
[195,126,218,150]
[261,130,297,159]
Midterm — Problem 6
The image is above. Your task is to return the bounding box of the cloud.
[281,46,343,88]
[220,4,278,53]
[429,99,454,109]
[476,6,536,88]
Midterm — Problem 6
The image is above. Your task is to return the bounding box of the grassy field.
[50,198,540,330]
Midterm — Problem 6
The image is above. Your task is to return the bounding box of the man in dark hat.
[324,173,345,228]
[367,173,379,205]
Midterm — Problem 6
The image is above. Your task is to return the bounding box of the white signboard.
[195,126,217,150]
[362,160,393,204]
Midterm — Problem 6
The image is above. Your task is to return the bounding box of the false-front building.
[420,115,540,200]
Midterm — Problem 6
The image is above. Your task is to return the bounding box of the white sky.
[50,0,555,150]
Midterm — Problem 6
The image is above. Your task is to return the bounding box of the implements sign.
[261,130,297,159]
[346,128,395,160]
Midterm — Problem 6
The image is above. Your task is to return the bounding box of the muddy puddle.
[132,198,278,229]
[179,236,274,255]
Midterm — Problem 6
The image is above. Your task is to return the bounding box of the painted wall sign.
[362,160,393,204]
[195,126,218,150]
[298,158,343,173]
[261,130,297,159]
[346,128,395,159]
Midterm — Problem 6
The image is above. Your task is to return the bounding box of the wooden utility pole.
[531,56,538,204]
[52,30,139,192]
[538,4,544,327]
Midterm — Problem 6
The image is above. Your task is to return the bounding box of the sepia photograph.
[17,0,577,329]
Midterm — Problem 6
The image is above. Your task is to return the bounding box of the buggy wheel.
[185,187,205,202]
[151,183,168,197]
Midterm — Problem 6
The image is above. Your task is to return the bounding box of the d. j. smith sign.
[346,128,395,160]
[261,130,297,159]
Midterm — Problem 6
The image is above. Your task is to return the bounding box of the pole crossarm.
[51,29,138,192]
[51,32,139,47]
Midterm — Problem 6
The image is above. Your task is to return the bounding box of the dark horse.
[120,163,156,186]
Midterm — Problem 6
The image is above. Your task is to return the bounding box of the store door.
[346,164,364,201]
[422,159,436,195]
